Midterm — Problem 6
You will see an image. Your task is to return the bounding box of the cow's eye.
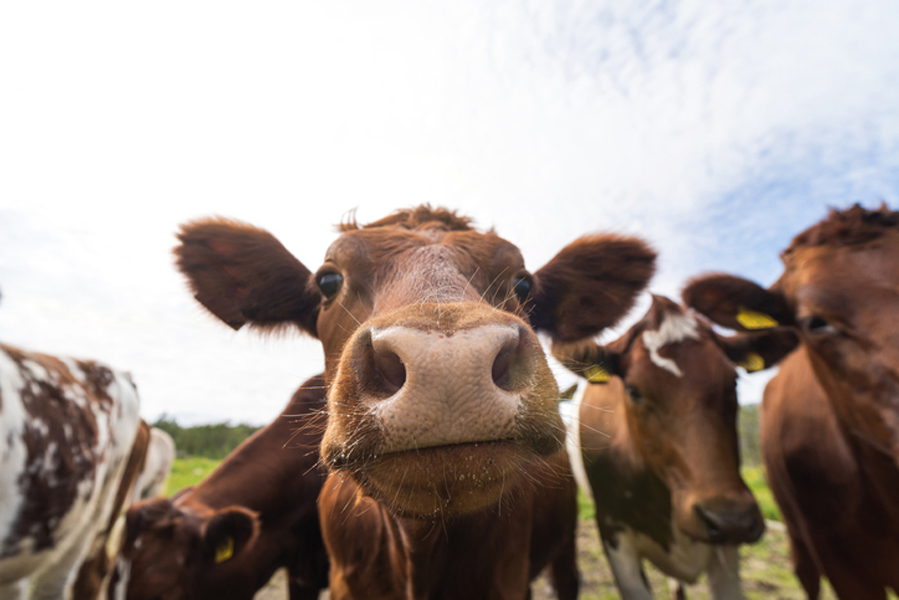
[317,272,343,299]
[512,276,532,302]
[625,385,643,404]
[800,315,837,336]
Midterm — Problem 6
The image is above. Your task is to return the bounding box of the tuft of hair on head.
[783,202,899,257]
[339,204,475,233]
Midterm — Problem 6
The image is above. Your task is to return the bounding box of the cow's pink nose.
[363,322,528,396]
[365,325,525,395]
[347,321,538,452]
[372,346,406,394]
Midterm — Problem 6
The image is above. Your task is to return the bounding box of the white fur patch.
[564,385,594,503]
[641,312,700,377]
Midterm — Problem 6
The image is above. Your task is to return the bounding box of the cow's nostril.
[492,339,519,391]
[373,349,406,393]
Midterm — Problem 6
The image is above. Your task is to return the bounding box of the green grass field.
[164,456,221,496]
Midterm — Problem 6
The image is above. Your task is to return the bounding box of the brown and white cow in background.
[684,204,899,599]
[0,343,141,600]
[173,205,656,599]
[74,424,175,600]
[554,295,795,599]
[72,420,152,600]
[111,374,330,600]
[129,427,176,505]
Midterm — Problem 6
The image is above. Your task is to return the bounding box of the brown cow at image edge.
[684,204,899,599]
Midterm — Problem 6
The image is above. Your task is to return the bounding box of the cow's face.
[684,205,899,457]
[555,296,795,544]
[176,206,655,517]
[112,498,259,600]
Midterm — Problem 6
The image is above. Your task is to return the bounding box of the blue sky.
[2,0,898,424]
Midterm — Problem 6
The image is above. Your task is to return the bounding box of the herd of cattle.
[1,203,897,600]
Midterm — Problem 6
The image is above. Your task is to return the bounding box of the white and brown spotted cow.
[0,343,141,600]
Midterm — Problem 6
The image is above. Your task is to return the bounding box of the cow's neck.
[323,473,532,599]
[587,389,675,552]
[186,376,326,513]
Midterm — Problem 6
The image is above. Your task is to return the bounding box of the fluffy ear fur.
[531,234,656,341]
[174,217,320,337]
[551,338,621,382]
[682,273,794,332]
[202,506,259,565]
[714,329,800,372]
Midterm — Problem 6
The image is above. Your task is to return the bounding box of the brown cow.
[110,374,330,600]
[683,204,899,599]
[554,295,793,599]
[0,343,142,600]
[174,205,656,599]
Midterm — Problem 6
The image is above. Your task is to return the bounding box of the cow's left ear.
[714,329,800,372]
[175,217,321,337]
[202,506,259,565]
[552,339,620,382]
[683,273,795,332]
[530,234,656,341]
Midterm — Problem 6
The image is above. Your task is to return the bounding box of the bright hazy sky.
[2,1,898,424]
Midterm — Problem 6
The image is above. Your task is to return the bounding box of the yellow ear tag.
[584,364,611,383]
[736,307,779,330]
[215,537,234,563]
[738,352,765,373]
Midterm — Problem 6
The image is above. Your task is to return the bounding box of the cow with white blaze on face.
[0,343,141,600]
[554,295,796,600]
[172,205,657,600]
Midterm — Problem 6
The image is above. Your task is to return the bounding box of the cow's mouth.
[353,439,531,518]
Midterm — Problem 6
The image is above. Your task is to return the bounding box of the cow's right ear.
[530,234,656,341]
[202,506,259,565]
[714,329,800,372]
[551,339,620,383]
[174,218,320,337]
[682,273,795,332]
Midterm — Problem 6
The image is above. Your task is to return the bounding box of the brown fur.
[339,204,475,232]
[173,205,656,599]
[762,348,899,599]
[784,203,899,255]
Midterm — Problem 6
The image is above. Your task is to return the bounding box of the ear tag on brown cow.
[215,537,234,563]
[738,352,765,373]
[584,364,611,383]
[736,307,779,330]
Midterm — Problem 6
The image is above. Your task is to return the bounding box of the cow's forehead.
[781,241,899,302]
[324,226,523,270]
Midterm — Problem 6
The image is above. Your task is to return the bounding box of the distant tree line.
[151,405,763,464]
[152,415,261,459]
